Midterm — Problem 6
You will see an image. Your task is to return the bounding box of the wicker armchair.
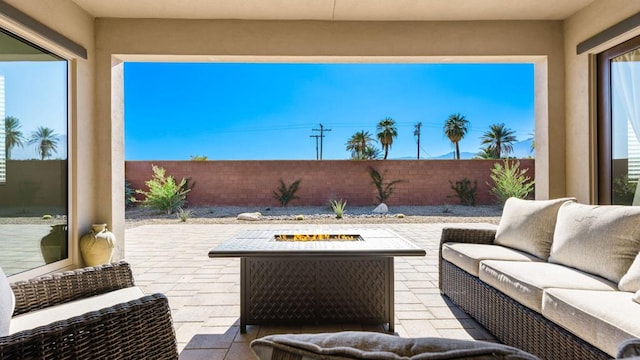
[0,261,178,359]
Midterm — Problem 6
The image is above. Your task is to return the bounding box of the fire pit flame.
[274,234,360,242]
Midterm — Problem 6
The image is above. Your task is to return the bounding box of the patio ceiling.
[70,0,596,21]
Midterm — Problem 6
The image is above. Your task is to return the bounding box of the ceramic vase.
[79,224,116,266]
[40,224,68,264]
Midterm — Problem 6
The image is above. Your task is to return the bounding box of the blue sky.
[124,62,534,160]
[1,61,67,160]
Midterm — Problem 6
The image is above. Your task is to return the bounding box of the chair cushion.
[479,260,617,313]
[542,288,640,357]
[0,267,15,337]
[250,331,540,359]
[442,243,541,277]
[548,202,640,283]
[10,286,145,334]
[494,197,575,259]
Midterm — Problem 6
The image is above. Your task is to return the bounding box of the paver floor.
[124,223,497,360]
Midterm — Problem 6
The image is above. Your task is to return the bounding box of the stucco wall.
[2,0,96,273]
[126,160,535,207]
[564,1,640,203]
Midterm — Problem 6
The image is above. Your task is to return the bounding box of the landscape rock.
[372,203,389,214]
[237,212,262,221]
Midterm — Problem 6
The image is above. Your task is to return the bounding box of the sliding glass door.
[598,36,640,205]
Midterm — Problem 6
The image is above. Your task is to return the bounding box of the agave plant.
[330,199,347,219]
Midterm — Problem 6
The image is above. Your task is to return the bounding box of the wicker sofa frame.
[438,228,613,360]
[1,261,178,360]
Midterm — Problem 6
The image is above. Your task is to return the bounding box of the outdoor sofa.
[0,261,178,359]
[439,197,640,359]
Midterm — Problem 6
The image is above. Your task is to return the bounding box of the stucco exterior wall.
[95,19,566,244]
[126,160,535,207]
[564,1,640,203]
[2,0,96,273]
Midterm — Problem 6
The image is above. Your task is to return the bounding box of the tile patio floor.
[124,222,497,360]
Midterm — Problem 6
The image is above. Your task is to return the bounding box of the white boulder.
[237,212,262,221]
[372,203,389,214]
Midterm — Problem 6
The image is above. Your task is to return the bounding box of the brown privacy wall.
[0,160,67,209]
[125,159,535,207]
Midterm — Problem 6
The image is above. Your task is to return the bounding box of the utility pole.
[414,122,422,160]
[312,123,331,160]
[309,134,320,160]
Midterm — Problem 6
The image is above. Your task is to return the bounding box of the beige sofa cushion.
[479,260,617,313]
[548,202,640,283]
[442,243,541,277]
[10,286,145,334]
[494,197,575,259]
[0,266,14,337]
[635,289,640,304]
[542,288,640,357]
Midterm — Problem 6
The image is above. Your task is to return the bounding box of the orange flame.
[275,234,358,241]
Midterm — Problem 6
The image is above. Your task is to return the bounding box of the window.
[598,35,640,205]
[0,29,68,275]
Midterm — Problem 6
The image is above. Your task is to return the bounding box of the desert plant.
[135,165,192,214]
[368,167,405,204]
[190,155,208,161]
[488,160,534,205]
[272,179,302,207]
[177,208,192,222]
[448,178,478,206]
[330,199,347,219]
[125,180,136,208]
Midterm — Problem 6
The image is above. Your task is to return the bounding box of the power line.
[312,123,331,160]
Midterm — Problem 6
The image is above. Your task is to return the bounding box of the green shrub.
[135,165,192,214]
[295,214,304,221]
[488,160,534,205]
[368,167,405,204]
[272,179,302,207]
[330,199,347,219]
[613,175,637,205]
[448,178,477,206]
[396,213,405,218]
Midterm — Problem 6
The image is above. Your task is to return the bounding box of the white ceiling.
[70,0,596,21]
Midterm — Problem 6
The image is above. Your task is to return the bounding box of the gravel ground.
[124,204,503,228]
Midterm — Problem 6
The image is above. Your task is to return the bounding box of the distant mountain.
[427,139,534,160]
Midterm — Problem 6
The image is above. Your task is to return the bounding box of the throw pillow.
[0,266,15,336]
[494,197,576,259]
[250,331,539,360]
[619,253,640,292]
[549,202,640,283]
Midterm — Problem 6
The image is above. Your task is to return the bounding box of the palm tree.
[475,146,496,159]
[480,123,517,158]
[4,116,25,159]
[443,113,470,160]
[346,130,375,159]
[28,126,59,160]
[362,145,382,160]
[376,117,398,160]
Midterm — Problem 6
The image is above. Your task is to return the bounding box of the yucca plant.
[330,199,347,219]
[272,179,302,207]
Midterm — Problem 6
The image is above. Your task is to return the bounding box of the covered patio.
[124,222,495,359]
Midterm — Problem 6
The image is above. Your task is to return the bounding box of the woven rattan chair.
[0,261,178,359]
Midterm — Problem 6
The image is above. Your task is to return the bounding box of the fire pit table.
[208,229,426,333]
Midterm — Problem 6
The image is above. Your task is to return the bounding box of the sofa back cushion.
[0,266,15,336]
[494,197,575,259]
[549,202,640,283]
